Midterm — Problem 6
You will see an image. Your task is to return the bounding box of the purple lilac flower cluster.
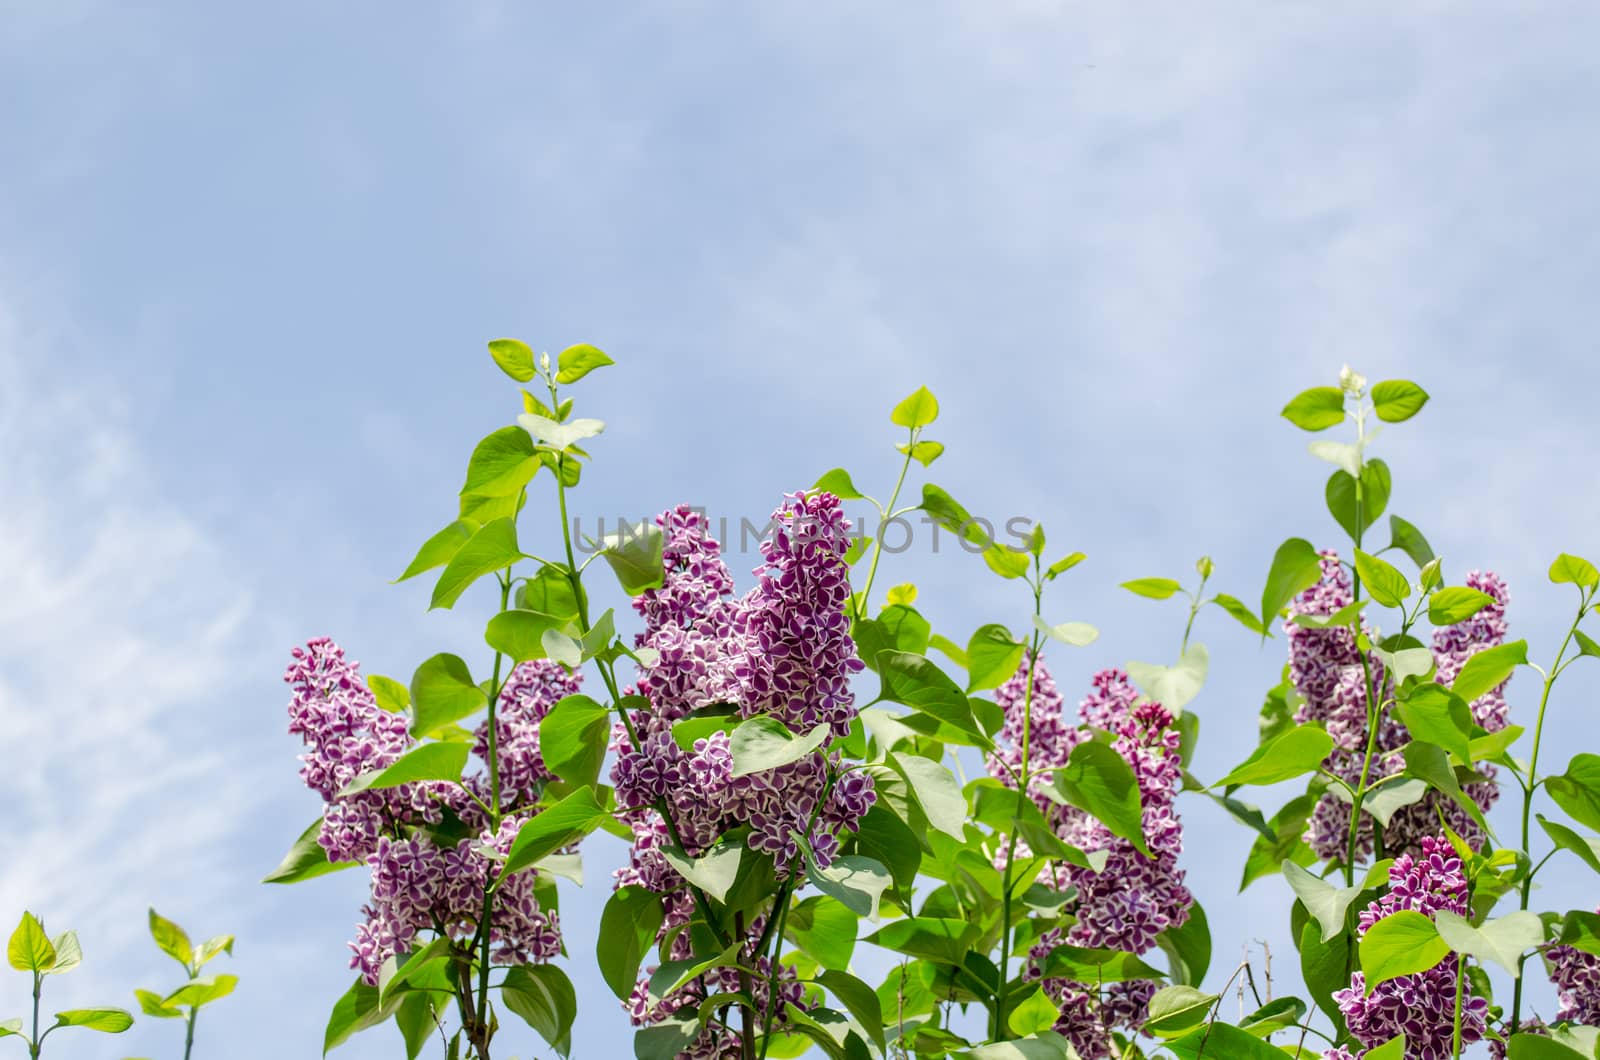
[608,498,874,1053]
[1547,907,1600,1026]
[286,638,571,984]
[988,657,1192,1060]
[1288,554,1511,864]
[1325,837,1488,1060]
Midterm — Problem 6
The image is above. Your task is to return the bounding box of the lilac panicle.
[286,640,569,984]
[608,496,872,1054]
[1289,554,1512,864]
[988,658,1192,1058]
[1547,906,1600,1026]
[1327,837,1488,1060]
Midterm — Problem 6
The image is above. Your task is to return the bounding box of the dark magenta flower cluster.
[608,497,872,1051]
[1288,554,1511,863]
[1325,837,1489,1060]
[988,656,1192,1060]
[285,638,572,984]
[1547,908,1600,1026]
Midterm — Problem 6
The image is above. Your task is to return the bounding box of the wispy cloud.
[0,285,256,1025]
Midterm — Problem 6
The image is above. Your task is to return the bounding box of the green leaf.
[853,605,931,670]
[410,653,487,737]
[1540,815,1600,875]
[1325,460,1391,541]
[1360,910,1449,993]
[136,988,183,1019]
[1121,577,1182,600]
[1260,538,1324,628]
[958,1035,1074,1060]
[1402,741,1489,833]
[1354,549,1410,607]
[1548,754,1600,833]
[965,624,1024,692]
[1575,629,1600,660]
[51,1008,133,1033]
[1394,683,1473,764]
[488,338,537,381]
[1051,741,1148,856]
[8,912,54,973]
[323,975,400,1054]
[1215,726,1333,788]
[484,608,568,663]
[45,931,81,975]
[1366,1037,1407,1060]
[1450,640,1527,703]
[787,897,858,972]
[898,440,944,467]
[634,1015,699,1060]
[1031,615,1099,648]
[148,908,193,966]
[1282,861,1364,942]
[814,468,865,500]
[502,964,577,1057]
[597,521,665,596]
[1370,379,1430,423]
[366,674,410,713]
[1142,985,1218,1038]
[1045,552,1086,580]
[818,969,886,1052]
[1240,996,1308,1037]
[1550,552,1600,589]
[729,717,830,777]
[1155,900,1212,986]
[395,992,436,1060]
[499,788,609,879]
[430,518,521,610]
[340,742,468,796]
[539,694,610,789]
[517,412,605,451]
[1240,794,1316,890]
[1388,515,1436,568]
[806,851,892,920]
[660,840,744,904]
[165,974,239,1008]
[0,1019,22,1038]
[264,818,354,884]
[1300,919,1354,1034]
[1035,945,1166,983]
[893,753,967,840]
[597,887,665,1000]
[891,386,939,428]
[1281,386,1347,431]
[874,651,987,745]
[540,628,582,668]
[1006,984,1061,1037]
[1507,1034,1591,1059]
[555,342,613,384]
[460,426,539,500]
[396,521,474,582]
[1433,909,1543,977]
[647,943,743,1008]
[1212,593,1268,636]
[865,918,979,966]
[1429,586,1498,625]
[1125,643,1208,712]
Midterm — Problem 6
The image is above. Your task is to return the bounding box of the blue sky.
[3,3,1598,1057]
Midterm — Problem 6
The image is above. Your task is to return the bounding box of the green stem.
[1451,953,1466,1058]
[1510,588,1592,1031]
[1342,652,1383,886]
[184,1007,197,1060]
[855,430,916,620]
[996,565,1045,1039]
[30,971,41,1059]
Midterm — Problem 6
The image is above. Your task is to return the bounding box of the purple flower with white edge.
[1330,836,1488,1060]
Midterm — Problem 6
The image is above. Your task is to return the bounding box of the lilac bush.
[255,349,1600,1060]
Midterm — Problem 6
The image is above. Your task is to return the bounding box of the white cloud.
[0,286,257,1018]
